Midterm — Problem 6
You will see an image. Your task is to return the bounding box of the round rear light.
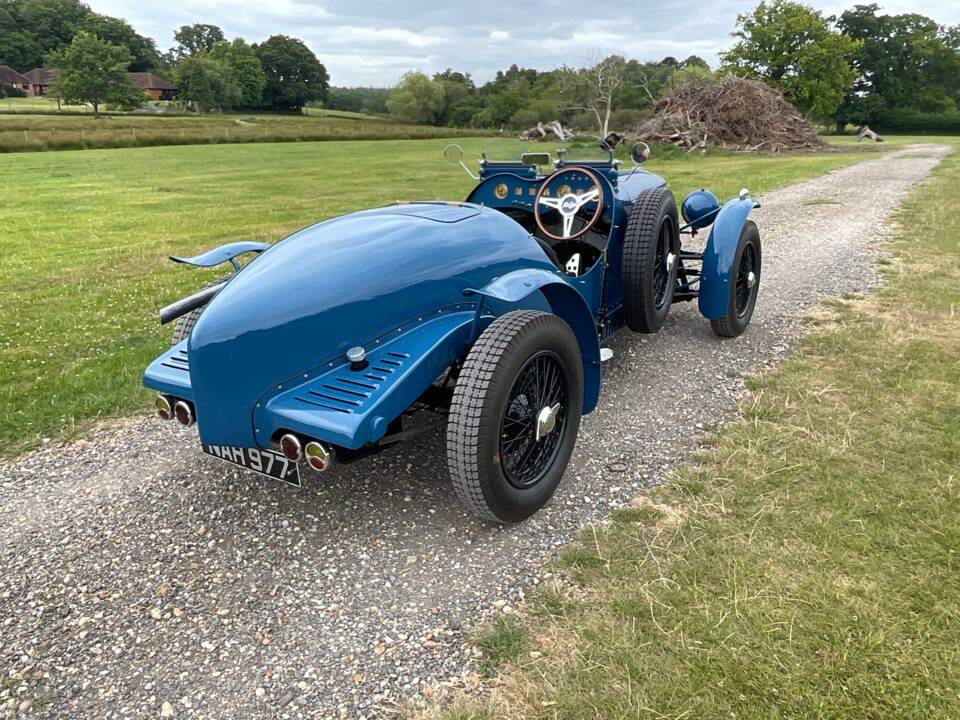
[174,400,195,426]
[304,441,330,472]
[155,395,172,421]
[280,434,302,461]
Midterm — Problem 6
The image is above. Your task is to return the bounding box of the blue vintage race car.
[144,138,760,522]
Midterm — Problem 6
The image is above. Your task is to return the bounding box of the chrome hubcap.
[747,270,757,289]
[535,403,561,442]
[666,252,676,273]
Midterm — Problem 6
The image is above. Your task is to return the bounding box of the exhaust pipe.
[304,441,331,472]
[174,400,196,426]
[158,280,228,326]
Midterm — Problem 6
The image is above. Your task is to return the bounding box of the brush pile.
[636,77,828,153]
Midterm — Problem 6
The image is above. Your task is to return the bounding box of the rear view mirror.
[442,143,478,180]
[631,142,650,165]
[443,143,464,163]
[521,152,551,168]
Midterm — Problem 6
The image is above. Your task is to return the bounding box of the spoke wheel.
[652,222,673,309]
[447,311,584,523]
[735,243,757,317]
[622,187,679,333]
[499,352,568,489]
[710,220,762,338]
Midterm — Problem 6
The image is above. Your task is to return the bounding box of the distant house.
[24,68,56,96]
[0,65,31,94]
[128,73,177,101]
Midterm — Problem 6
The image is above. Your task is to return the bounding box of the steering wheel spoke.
[538,196,563,211]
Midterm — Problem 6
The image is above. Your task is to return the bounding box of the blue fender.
[170,241,270,268]
[698,197,759,320]
[468,268,602,414]
[253,308,477,449]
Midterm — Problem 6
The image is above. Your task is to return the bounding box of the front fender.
[698,197,758,320]
[470,268,602,414]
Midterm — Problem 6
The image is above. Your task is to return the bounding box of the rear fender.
[254,309,476,449]
[468,268,602,414]
[698,197,759,320]
[170,241,270,269]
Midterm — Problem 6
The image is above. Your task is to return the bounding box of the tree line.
[0,0,329,113]
[329,1,959,133]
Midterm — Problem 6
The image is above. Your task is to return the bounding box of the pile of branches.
[636,77,828,153]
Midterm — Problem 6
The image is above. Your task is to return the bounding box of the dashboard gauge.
[494,183,509,199]
[514,186,524,196]
[557,184,572,197]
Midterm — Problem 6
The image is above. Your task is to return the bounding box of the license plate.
[202,445,301,487]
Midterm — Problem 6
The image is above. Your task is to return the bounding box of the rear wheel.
[622,187,680,333]
[711,221,761,338]
[446,311,583,523]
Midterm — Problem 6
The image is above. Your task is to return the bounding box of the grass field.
[0,138,912,455]
[0,107,487,152]
[440,143,960,718]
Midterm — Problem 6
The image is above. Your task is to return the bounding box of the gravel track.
[0,145,949,719]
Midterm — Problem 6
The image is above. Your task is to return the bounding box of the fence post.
[24,129,28,143]
[81,128,85,144]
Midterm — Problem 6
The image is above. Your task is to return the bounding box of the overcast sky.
[88,0,960,87]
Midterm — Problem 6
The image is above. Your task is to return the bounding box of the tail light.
[304,441,331,472]
[174,400,195,426]
[279,433,302,461]
[155,395,173,421]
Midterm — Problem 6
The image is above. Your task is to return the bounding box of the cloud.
[88,0,960,86]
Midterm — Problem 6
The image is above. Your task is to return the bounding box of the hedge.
[874,109,960,135]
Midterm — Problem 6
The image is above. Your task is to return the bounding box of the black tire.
[446,310,584,523]
[622,187,680,333]
[711,221,761,338]
[171,306,203,345]
[170,277,229,346]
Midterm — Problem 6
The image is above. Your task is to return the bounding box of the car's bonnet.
[187,202,551,448]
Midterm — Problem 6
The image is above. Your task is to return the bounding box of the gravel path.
[0,145,949,720]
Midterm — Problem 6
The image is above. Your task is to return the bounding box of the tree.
[255,35,328,111]
[0,0,89,69]
[837,5,960,128]
[172,23,224,58]
[721,0,859,118]
[46,31,142,116]
[387,71,445,123]
[80,13,160,71]
[208,39,266,108]
[561,55,626,137]
[174,55,241,111]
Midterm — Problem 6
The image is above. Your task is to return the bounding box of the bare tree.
[561,54,627,138]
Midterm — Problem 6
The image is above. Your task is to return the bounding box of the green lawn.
[442,143,960,719]
[0,139,880,455]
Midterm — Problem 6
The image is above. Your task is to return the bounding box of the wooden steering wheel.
[533,166,605,241]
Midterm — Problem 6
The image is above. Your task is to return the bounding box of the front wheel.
[711,221,761,338]
[446,311,584,523]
